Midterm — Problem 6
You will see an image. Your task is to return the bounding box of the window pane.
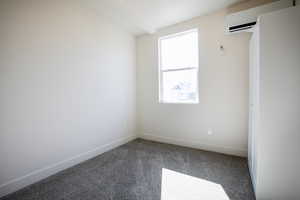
[160,30,198,70]
[162,69,198,103]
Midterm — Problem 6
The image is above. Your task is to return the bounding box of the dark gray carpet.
[1,139,255,200]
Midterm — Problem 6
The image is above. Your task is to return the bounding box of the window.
[159,29,199,104]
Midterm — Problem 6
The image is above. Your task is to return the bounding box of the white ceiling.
[85,0,246,35]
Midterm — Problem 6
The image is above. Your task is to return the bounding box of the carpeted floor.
[1,139,255,200]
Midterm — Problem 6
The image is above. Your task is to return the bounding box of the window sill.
[159,101,199,105]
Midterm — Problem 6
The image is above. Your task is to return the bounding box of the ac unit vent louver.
[225,0,293,34]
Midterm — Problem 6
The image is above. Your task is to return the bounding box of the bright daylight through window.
[159,29,199,104]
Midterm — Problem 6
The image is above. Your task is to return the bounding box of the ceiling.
[85,0,246,35]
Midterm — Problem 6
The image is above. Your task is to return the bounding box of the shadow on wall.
[225,0,277,14]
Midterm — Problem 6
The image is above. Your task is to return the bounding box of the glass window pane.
[162,69,198,103]
[160,30,198,70]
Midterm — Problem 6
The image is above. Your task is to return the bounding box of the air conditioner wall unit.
[225,0,293,34]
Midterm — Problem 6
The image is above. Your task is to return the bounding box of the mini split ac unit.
[225,0,294,34]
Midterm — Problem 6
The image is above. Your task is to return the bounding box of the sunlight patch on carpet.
[161,168,230,200]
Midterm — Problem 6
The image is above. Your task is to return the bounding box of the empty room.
[1,0,299,199]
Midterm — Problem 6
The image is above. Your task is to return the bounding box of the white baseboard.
[0,134,246,198]
[0,135,137,198]
[139,134,247,157]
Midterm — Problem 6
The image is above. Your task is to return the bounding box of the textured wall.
[136,8,251,156]
[0,0,136,192]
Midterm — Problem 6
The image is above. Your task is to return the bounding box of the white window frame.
[158,29,199,104]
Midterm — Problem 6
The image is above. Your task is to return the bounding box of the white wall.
[0,0,136,196]
[136,9,251,157]
[256,5,300,199]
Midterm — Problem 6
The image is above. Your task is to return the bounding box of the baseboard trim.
[139,134,247,157]
[0,135,137,198]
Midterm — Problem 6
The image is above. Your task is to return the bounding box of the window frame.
[158,29,199,104]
